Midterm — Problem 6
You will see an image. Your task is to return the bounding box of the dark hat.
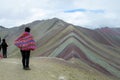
[25,27,30,32]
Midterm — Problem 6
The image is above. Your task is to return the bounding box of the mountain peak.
[50,17,67,24]
[51,17,61,20]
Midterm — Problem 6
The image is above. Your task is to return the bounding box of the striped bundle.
[15,32,36,51]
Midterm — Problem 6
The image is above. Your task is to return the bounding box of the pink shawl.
[14,32,36,51]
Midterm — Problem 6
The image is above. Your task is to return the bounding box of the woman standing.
[0,37,1,52]
[1,39,8,58]
[15,27,36,70]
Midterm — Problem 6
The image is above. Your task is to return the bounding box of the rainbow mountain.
[0,18,120,80]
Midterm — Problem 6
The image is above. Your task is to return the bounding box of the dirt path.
[0,57,116,80]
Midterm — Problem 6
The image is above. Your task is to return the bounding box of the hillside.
[0,57,117,80]
[0,18,120,79]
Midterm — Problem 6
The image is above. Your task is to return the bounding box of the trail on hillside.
[0,57,117,80]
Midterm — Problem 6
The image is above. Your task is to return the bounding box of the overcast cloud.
[0,0,120,28]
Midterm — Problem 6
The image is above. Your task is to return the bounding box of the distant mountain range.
[0,18,120,79]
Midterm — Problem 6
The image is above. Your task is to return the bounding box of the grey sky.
[0,0,120,28]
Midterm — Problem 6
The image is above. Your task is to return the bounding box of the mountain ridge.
[0,18,120,79]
